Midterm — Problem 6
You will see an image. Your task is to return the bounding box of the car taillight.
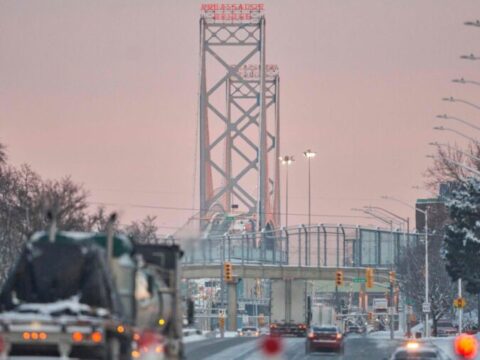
[336,333,342,339]
[308,332,314,339]
[0,335,4,353]
[270,324,277,329]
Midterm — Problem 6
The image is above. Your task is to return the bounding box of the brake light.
[455,334,478,359]
[270,324,277,329]
[336,333,342,340]
[308,332,314,339]
[0,335,4,353]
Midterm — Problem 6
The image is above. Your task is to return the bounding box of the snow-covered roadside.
[183,333,209,343]
[428,337,457,359]
[367,330,405,339]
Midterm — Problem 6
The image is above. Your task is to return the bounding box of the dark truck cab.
[0,231,183,359]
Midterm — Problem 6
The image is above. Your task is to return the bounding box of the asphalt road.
[185,334,406,360]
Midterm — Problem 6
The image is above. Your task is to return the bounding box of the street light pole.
[452,78,480,87]
[427,154,480,177]
[433,126,480,146]
[429,142,480,163]
[279,155,295,227]
[382,196,430,337]
[436,114,480,131]
[351,208,394,229]
[303,149,316,265]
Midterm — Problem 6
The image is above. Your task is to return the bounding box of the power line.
[87,201,373,220]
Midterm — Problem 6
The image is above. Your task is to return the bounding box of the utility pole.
[389,280,394,340]
[458,278,463,334]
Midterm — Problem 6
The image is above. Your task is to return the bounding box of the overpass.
[182,263,390,281]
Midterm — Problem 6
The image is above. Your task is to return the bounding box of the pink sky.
[1,0,480,233]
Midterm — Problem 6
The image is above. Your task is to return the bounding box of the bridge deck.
[182,264,390,282]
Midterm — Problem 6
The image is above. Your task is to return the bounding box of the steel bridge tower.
[198,4,280,231]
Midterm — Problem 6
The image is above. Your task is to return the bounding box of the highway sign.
[353,278,366,283]
[422,302,431,313]
[454,297,467,309]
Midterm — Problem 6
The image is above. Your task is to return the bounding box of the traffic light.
[367,312,373,320]
[224,262,233,282]
[258,313,265,327]
[335,270,344,286]
[366,267,374,288]
[389,271,396,285]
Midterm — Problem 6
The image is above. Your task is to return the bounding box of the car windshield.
[242,327,257,331]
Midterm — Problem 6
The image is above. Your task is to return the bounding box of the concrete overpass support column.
[285,279,292,323]
[227,282,238,331]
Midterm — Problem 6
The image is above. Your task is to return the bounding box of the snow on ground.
[183,333,209,343]
[367,330,404,339]
[428,337,457,359]
[215,331,239,338]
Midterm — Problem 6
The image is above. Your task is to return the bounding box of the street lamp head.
[460,54,479,60]
[436,114,448,119]
[433,126,445,131]
[452,78,466,84]
[279,155,295,165]
[441,97,455,102]
[464,20,480,27]
[303,149,316,158]
[429,142,439,146]
[426,155,435,159]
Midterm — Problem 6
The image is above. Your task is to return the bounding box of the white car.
[238,327,260,337]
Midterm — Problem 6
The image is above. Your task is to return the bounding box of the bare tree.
[398,236,456,335]
[0,143,6,166]
[425,143,480,190]
[124,216,160,244]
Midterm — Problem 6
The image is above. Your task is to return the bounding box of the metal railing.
[181,224,423,268]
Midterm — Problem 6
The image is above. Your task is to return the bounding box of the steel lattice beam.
[198,7,280,230]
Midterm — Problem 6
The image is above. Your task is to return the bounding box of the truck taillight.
[91,331,103,343]
[72,332,84,342]
[22,332,48,341]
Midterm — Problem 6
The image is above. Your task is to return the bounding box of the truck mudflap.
[269,323,307,337]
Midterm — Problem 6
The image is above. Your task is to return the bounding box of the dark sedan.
[305,326,344,354]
